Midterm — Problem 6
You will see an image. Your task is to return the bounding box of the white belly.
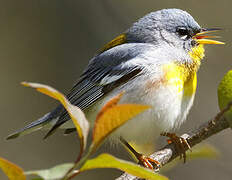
[79,76,195,153]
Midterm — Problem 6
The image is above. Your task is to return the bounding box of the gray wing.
[67,43,149,110]
[44,43,151,138]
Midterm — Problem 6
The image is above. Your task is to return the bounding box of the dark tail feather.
[43,124,59,139]
[43,119,66,139]
[64,128,76,135]
[6,113,53,140]
[6,105,64,140]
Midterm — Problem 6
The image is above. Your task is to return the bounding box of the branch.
[116,102,232,180]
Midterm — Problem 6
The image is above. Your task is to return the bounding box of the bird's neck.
[163,45,205,98]
[188,44,205,70]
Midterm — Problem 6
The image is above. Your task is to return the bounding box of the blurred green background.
[1,0,232,179]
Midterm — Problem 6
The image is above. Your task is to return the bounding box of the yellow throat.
[163,44,205,98]
[189,44,205,63]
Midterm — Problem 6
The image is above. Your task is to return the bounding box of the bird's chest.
[85,62,198,151]
[109,63,198,146]
[143,62,197,131]
[161,62,197,98]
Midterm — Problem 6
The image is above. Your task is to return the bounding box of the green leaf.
[218,70,232,111]
[218,70,232,127]
[21,82,89,155]
[0,157,26,180]
[91,92,150,153]
[25,163,74,180]
[80,153,168,180]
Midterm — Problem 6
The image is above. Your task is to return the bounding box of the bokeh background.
[0,0,232,179]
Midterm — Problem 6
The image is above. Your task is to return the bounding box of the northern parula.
[7,8,223,159]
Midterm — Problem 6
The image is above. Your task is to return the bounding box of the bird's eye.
[176,27,190,39]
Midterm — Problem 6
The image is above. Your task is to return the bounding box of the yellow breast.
[162,44,205,98]
[162,63,197,98]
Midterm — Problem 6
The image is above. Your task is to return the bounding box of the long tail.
[6,106,63,140]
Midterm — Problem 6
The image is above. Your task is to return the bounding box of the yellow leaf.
[0,157,26,180]
[21,82,89,153]
[80,153,168,180]
[91,92,150,152]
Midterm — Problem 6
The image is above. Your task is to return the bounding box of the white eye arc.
[180,35,188,39]
[176,27,191,40]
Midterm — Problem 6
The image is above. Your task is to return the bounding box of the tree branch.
[116,103,232,180]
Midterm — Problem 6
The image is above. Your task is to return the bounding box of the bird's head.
[127,8,224,61]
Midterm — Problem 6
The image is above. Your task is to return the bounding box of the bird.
[7,8,224,167]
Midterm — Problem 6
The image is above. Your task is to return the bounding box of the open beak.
[193,28,224,45]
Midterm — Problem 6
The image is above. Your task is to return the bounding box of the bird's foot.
[137,153,161,170]
[120,137,161,170]
[160,132,191,163]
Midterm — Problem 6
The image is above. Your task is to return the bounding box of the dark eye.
[176,27,190,38]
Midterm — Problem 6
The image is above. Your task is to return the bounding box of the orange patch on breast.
[145,75,166,90]
[146,62,198,98]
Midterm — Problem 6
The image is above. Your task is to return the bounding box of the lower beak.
[193,28,224,45]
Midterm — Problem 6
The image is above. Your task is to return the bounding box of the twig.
[116,103,232,180]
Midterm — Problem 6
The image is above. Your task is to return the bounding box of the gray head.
[99,8,223,57]
[126,9,202,51]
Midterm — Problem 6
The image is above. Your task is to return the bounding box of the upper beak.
[193,28,225,45]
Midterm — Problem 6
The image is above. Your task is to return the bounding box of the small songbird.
[7,8,223,166]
